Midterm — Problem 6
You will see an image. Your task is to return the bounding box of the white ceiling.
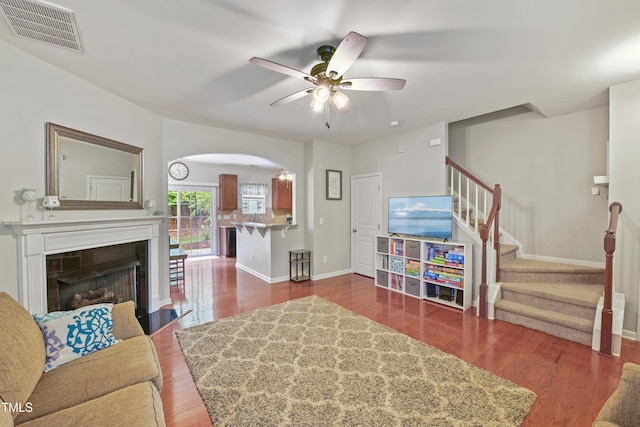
[2,0,640,147]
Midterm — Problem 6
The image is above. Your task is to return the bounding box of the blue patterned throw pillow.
[33,303,116,372]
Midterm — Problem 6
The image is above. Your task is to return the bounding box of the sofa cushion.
[16,381,165,427]
[0,293,45,419]
[14,335,162,424]
[32,304,116,372]
[111,300,145,340]
[593,362,640,427]
[1,397,15,427]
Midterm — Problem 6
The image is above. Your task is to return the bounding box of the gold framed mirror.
[46,123,144,210]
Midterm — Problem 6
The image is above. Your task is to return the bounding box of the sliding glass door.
[168,187,218,257]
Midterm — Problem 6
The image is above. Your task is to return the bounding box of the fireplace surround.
[4,216,165,314]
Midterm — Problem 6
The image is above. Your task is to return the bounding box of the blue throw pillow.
[33,303,116,372]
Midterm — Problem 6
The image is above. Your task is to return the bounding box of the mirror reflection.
[47,123,143,210]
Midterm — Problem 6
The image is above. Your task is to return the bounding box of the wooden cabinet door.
[272,178,292,210]
[219,174,237,210]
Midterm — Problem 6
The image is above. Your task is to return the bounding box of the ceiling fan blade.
[270,88,315,106]
[250,57,316,82]
[326,31,368,79]
[340,78,406,91]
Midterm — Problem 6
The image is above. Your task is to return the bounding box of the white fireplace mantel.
[4,216,166,314]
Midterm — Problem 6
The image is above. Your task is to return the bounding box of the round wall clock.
[168,162,189,180]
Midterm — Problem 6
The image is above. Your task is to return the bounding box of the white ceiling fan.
[250,31,406,127]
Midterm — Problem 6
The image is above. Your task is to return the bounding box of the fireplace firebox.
[46,241,148,315]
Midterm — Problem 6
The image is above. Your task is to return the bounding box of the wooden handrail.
[445,157,501,318]
[446,157,494,192]
[599,202,622,357]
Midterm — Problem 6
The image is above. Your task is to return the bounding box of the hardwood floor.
[151,256,640,426]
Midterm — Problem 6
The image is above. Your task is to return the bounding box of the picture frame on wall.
[326,169,342,200]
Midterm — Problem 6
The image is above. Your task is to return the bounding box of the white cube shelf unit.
[375,236,472,310]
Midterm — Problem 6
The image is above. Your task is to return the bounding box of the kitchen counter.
[231,222,293,229]
[230,220,304,284]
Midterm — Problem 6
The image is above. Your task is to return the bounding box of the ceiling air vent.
[0,0,84,52]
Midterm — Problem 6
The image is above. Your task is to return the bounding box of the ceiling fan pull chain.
[325,104,331,129]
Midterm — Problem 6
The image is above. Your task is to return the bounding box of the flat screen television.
[388,195,453,239]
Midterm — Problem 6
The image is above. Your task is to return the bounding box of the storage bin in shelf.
[389,255,404,274]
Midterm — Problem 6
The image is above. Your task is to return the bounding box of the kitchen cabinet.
[219,174,238,210]
[272,177,292,210]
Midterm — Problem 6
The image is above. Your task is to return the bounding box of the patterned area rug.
[176,295,536,427]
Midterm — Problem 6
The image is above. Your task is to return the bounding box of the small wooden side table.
[289,249,311,282]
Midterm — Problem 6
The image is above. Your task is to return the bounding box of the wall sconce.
[20,189,37,221]
[42,195,60,220]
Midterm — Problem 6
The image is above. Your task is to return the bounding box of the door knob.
[352,229,357,232]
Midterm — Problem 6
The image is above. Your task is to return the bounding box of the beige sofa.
[0,292,165,427]
[593,362,640,427]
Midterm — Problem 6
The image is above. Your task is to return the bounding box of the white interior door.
[87,176,131,201]
[351,173,381,277]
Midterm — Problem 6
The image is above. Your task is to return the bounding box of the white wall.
[0,41,167,302]
[448,106,610,263]
[609,80,640,336]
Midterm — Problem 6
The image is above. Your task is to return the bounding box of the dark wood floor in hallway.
[151,256,640,427]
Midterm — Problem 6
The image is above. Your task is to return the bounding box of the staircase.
[494,244,605,346]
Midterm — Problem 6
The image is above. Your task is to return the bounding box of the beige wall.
[306,140,352,278]
[351,123,448,235]
[448,106,610,263]
[610,80,640,336]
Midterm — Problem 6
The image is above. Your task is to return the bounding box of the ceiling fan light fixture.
[309,96,326,113]
[250,31,405,123]
[313,84,331,102]
[279,169,293,181]
[329,90,350,112]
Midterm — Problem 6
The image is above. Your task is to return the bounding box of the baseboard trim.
[312,269,353,281]
[519,253,605,269]
[622,329,638,341]
[157,298,173,308]
[235,263,272,283]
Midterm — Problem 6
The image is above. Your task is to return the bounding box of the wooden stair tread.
[501,282,602,308]
[495,299,593,333]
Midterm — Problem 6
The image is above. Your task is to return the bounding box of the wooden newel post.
[493,184,502,283]
[599,202,622,357]
[479,226,489,319]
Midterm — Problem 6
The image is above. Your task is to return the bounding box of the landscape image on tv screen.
[388,195,453,239]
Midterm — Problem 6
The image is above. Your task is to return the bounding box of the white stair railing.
[446,157,502,318]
